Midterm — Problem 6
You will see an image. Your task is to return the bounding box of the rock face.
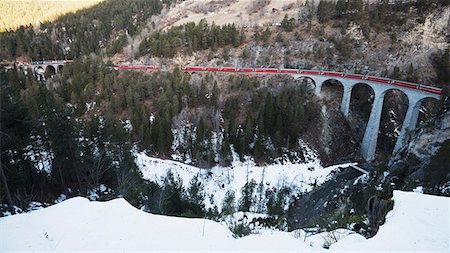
[405,110,450,161]
[388,109,450,192]
[365,195,394,238]
[304,103,360,166]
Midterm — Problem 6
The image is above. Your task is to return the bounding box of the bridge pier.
[340,83,355,116]
[393,95,422,154]
[311,76,330,96]
[361,88,385,161]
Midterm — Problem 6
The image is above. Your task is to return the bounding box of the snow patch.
[135,149,356,211]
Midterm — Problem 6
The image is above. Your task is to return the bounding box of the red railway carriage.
[237,68,254,72]
[182,66,204,71]
[391,80,417,89]
[343,73,364,79]
[205,67,219,71]
[419,85,443,95]
[255,68,278,73]
[321,71,343,77]
[279,69,298,74]
[366,76,390,84]
[115,65,159,70]
[299,70,320,75]
[220,67,237,72]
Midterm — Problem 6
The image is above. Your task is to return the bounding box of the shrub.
[230,223,252,238]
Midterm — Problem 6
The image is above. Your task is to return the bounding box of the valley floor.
[0,190,448,252]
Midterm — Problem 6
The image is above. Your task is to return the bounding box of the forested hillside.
[0,0,104,32]
[0,0,174,60]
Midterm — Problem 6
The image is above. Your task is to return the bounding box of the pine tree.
[239,179,257,212]
[281,14,296,32]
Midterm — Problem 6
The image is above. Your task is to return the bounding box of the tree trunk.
[0,163,15,214]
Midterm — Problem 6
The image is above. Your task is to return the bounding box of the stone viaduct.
[177,66,442,162]
[291,73,441,161]
[29,60,73,74]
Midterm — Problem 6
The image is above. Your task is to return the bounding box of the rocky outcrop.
[388,109,450,192]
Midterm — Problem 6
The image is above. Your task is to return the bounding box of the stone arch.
[57,64,64,73]
[33,66,45,81]
[44,65,56,78]
[295,76,316,94]
[34,66,44,75]
[376,88,409,158]
[416,97,440,127]
[320,79,344,109]
[392,95,440,154]
[349,83,375,142]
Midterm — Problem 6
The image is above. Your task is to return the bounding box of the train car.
[205,67,219,71]
[255,68,278,73]
[279,69,298,74]
[419,85,443,95]
[237,68,254,72]
[220,67,237,72]
[391,80,417,89]
[343,73,364,80]
[366,76,390,84]
[144,65,159,70]
[299,70,320,75]
[182,66,204,71]
[321,71,343,77]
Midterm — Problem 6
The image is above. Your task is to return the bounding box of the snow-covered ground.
[330,191,450,252]
[1,190,448,252]
[135,149,356,211]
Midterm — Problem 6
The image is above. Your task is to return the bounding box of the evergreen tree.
[221,190,236,215]
[281,14,296,32]
[239,179,257,212]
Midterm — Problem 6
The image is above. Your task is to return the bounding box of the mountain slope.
[0,0,104,32]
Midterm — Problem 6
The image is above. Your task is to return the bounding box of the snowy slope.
[0,196,320,253]
[330,191,450,252]
[135,149,356,210]
[1,191,448,252]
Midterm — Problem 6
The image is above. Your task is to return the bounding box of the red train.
[179,66,442,95]
[112,65,442,95]
[115,65,159,70]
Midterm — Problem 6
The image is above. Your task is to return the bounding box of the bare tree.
[0,163,15,214]
[87,152,113,188]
